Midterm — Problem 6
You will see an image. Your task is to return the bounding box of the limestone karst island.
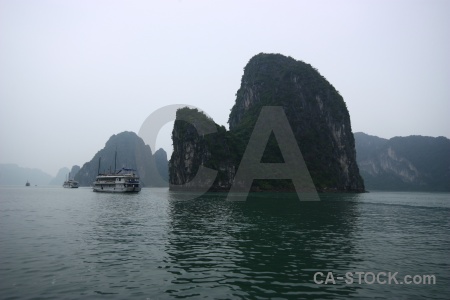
[169,53,365,193]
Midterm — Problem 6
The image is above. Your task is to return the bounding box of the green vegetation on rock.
[169,53,365,192]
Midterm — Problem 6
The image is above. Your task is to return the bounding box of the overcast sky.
[1,0,449,176]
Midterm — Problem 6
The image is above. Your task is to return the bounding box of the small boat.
[25,181,30,187]
[93,168,141,193]
[63,172,79,188]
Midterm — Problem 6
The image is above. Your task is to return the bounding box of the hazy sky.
[1,0,449,176]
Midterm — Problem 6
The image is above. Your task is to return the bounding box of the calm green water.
[0,187,449,299]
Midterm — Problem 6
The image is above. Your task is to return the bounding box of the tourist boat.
[63,172,79,188]
[63,179,79,188]
[92,168,141,193]
[25,180,30,187]
[92,154,141,193]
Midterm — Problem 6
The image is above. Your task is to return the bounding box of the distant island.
[0,164,53,186]
[0,132,169,187]
[49,165,81,186]
[169,53,365,192]
[355,132,450,191]
[74,131,168,187]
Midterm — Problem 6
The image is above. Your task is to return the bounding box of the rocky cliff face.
[169,108,235,191]
[48,165,80,185]
[70,165,80,179]
[154,148,169,183]
[75,131,168,187]
[169,53,365,192]
[355,132,450,191]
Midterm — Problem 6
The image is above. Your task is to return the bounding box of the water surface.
[0,187,449,299]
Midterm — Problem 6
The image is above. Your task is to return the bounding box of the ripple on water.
[0,188,449,299]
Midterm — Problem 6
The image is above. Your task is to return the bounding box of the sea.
[0,187,449,299]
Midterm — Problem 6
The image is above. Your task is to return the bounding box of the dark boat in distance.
[25,181,30,187]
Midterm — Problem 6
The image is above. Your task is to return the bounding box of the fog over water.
[1,0,449,176]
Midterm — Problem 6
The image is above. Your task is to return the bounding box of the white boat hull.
[93,185,141,193]
[92,168,141,193]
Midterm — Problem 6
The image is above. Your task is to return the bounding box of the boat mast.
[114,147,117,174]
[97,157,101,175]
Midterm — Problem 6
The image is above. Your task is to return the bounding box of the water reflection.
[164,192,363,299]
[90,193,145,243]
[2,188,448,299]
